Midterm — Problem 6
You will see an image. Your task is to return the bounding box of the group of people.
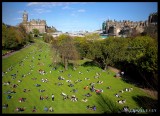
[86,105,96,111]
[44,106,54,112]
[2,48,132,114]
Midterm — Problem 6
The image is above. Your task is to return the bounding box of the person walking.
[51,94,54,101]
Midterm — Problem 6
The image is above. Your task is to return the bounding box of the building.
[102,12,157,37]
[22,10,47,33]
[102,19,147,37]
[148,12,158,25]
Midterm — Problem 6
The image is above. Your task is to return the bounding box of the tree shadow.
[81,61,100,68]
[132,95,158,110]
[96,94,121,114]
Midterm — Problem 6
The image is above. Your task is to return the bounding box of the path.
[2,43,34,59]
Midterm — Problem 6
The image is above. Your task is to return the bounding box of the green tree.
[52,34,79,70]
[32,28,40,37]
[2,23,7,49]
[18,23,28,44]
[4,27,19,49]
[43,33,54,43]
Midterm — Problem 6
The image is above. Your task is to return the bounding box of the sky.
[2,2,158,33]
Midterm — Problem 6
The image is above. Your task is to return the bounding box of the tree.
[2,23,7,49]
[52,34,79,70]
[4,26,19,49]
[18,23,28,44]
[32,28,40,37]
[43,33,54,43]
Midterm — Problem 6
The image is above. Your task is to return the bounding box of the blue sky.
[2,2,157,33]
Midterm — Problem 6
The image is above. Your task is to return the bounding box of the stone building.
[148,12,158,25]
[102,19,147,37]
[102,12,158,37]
[22,10,47,33]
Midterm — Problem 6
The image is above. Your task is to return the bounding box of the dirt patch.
[140,88,158,100]
[108,66,121,73]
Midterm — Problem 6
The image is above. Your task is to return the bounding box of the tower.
[23,10,28,23]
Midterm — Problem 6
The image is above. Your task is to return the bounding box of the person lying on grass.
[35,84,41,87]
[71,95,78,102]
[86,105,96,111]
[84,85,89,90]
[32,106,37,112]
[49,106,54,112]
[19,98,26,102]
[44,106,48,112]
[15,107,25,112]
[23,89,31,92]
[4,90,16,94]
[81,98,88,102]
[2,104,8,109]
[84,93,92,97]
[7,95,12,99]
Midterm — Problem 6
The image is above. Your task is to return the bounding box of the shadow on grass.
[132,95,158,110]
[81,61,100,68]
[96,94,121,114]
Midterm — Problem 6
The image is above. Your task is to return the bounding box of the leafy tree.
[74,37,90,59]
[52,34,79,70]
[18,23,28,44]
[32,28,40,37]
[4,27,19,49]
[2,23,7,49]
[43,33,54,43]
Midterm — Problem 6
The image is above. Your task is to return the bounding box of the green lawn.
[2,38,155,114]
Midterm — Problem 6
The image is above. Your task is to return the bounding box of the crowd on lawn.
[2,48,135,114]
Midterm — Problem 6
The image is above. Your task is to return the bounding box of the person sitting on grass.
[84,85,89,90]
[92,105,96,111]
[107,86,111,89]
[95,89,101,94]
[81,98,88,102]
[2,104,8,109]
[71,95,78,102]
[40,95,44,100]
[115,93,122,98]
[84,93,92,97]
[7,95,12,99]
[86,105,96,111]
[19,98,26,102]
[63,95,70,100]
[35,84,41,87]
[32,106,37,112]
[71,88,78,93]
[68,83,74,87]
[49,106,54,112]
[90,86,95,92]
[39,89,45,92]
[44,106,48,112]
[15,107,25,112]
[86,105,93,110]
[97,80,103,84]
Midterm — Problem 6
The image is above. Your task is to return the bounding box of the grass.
[2,38,156,114]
